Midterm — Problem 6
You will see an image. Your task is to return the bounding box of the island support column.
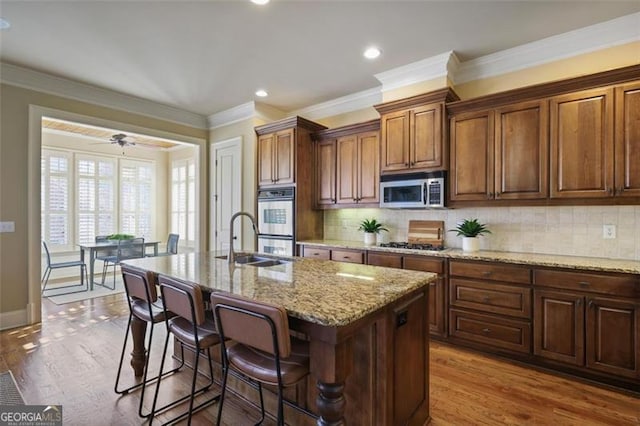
[310,337,354,426]
[130,316,148,377]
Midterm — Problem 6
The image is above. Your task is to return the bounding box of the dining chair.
[95,235,117,267]
[150,275,221,425]
[41,241,89,296]
[100,237,145,290]
[150,233,179,257]
[211,292,310,426]
[116,265,183,418]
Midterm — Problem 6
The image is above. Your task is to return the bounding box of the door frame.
[27,105,205,325]
[210,137,243,251]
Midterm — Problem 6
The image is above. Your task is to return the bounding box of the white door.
[211,137,242,251]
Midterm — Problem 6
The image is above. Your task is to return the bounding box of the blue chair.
[150,233,179,257]
[100,238,145,290]
[41,241,88,295]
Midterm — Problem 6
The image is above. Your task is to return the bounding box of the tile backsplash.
[323,206,640,261]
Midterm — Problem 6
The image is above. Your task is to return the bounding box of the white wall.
[324,205,640,261]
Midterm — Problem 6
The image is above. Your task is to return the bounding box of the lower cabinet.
[300,245,364,264]
[367,251,447,337]
[448,260,533,354]
[534,269,640,383]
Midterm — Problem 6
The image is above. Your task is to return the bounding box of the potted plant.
[449,218,491,252]
[106,233,135,241]
[358,218,388,245]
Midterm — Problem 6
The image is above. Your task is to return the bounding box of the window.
[41,150,72,250]
[41,148,156,251]
[171,159,196,247]
[120,159,154,239]
[76,155,116,244]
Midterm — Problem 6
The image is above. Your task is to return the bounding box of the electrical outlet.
[0,221,15,233]
[603,224,616,239]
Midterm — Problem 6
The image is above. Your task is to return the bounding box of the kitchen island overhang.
[123,252,437,425]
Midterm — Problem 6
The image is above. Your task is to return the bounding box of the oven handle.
[423,182,428,205]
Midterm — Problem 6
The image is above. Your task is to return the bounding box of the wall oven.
[380,171,446,209]
[257,187,295,256]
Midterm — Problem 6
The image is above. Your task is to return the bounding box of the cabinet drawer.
[450,260,531,284]
[449,309,531,354]
[367,252,402,268]
[534,269,640,298]
[403,256,445,274]
[302,247,330,260]
[331,249,364,264]
[449,279,531,319]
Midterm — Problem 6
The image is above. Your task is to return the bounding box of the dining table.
[79,240,160,290]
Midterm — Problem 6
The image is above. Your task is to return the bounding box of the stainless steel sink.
[215,254,290,267]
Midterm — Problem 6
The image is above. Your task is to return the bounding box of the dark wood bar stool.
[211,292,310,426]
[115,265,183,418]
[150,275,221,425]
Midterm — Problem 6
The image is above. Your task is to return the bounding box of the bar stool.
[150,275,221,425]
[115,265,183,418]
[211,292,310,426]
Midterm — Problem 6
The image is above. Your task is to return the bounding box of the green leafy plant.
[106,233,135,240]
[358,218,389,234]
[449,219,491,238]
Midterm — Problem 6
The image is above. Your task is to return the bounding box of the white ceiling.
[1,1,639,118]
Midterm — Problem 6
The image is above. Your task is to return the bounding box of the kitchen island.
[123,252,437,425]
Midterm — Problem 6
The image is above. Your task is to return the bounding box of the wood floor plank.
[1,293,637,425]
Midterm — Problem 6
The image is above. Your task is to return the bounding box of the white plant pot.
[364,232,377,246]
[462,237,480,252]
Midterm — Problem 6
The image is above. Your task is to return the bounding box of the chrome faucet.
[228,211,259,264]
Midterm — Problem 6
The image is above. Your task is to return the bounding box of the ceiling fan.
[109,133,137,147]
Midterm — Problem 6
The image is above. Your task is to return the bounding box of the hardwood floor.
[1,293,637,425]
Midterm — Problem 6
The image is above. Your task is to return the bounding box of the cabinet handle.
[405,162,409,166]
[482,271,492,276]
[410,162,415,166]
[482,328,491,333]
[576,299,581,306]
[495,192,501,198]
[588,300,594,308]
[331,198,336,203]
[578,281,590,287]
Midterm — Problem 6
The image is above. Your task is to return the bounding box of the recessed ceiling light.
[251,0,269,5]
[255,89,268,97]
[363,46,381,60]
[0,18,11,30]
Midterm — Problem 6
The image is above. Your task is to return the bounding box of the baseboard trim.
[0,309,28,331]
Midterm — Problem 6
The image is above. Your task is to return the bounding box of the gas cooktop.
[378,241,447,251]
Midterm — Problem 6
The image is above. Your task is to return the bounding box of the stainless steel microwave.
[379,171,446,209]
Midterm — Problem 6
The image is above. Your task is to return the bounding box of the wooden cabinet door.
[411,103,444,170]
[586,297,640,379]
[534,289,585,366]
[257,133,275,186]
[615,82,640,197]
[357,131,379,204]
[550,87,614,198]
[380,110,410,172]
[273,128,295,185]
[316,139,336,206]
[450,110,494,201]
[494,100,548,200]
[336,135,358,204]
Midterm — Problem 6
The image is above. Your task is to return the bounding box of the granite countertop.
[123,252,436,327]
[298,239,640,275]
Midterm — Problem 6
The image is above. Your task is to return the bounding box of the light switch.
[0,221,15,233]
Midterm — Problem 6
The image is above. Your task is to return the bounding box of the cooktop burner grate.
[378,241,446,251]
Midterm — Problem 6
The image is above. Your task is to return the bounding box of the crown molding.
[207,101,258,129]
[451,12,640,84]
[374,51,456,92]
[292,87,382,120]
[0,62,208,129]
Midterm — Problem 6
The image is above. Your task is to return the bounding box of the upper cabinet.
[255,116,327,189]
[375,88,459,174]
[550,87,614,198]
[448,64,640,206]
[312,120,380,209]
[615,81,640,198]
[450,100,548,201]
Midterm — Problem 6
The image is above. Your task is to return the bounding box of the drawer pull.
[482,271,492,276]
[588,300,594,308]
[482,328,491,333]
[429,282,436,287]
[578,281,590,287]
